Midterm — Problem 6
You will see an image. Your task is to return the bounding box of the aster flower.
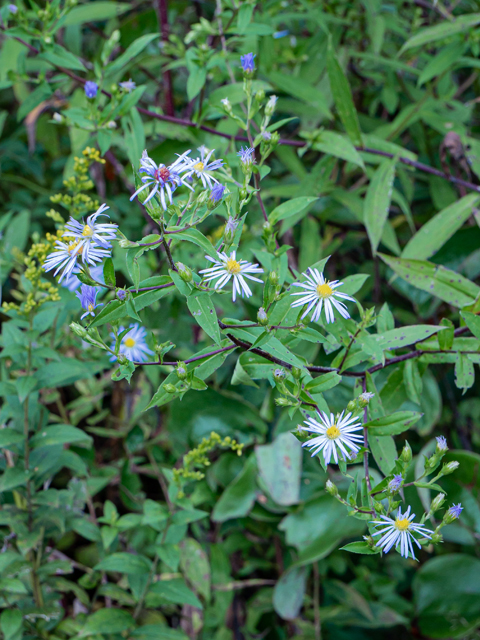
[273,30,289,39]
[43,238,110,283]
[359,392,375,403]
[62,264,105,292]
[210,183,225,204]
[290,266,356,324]
[76,285,103,320]
[119,79,136,92]
[262,131,272,141]
[237,146,255,166]
[130,149,192,208]
[84,81,98,98]
[388,474,403,493]
[371,506,433,559]
[8,4,18,14]
[63,203,118,260]
[183,146,224,189]
[445,503,463,523]
[436,436,448,452]
[300,409,363,465]
[241,52,256,74]
[199,251,263,302]
[110,324,153,363]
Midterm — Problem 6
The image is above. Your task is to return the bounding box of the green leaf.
[107,34,159,76]
[0,609,23,640]
[365,411,422,435]
[400,14,480,53]
[403,194,479,260]
[187,66,207,101]
[369,435,397,475]
[454,354,475,393]
[31,425,92,448]
[379,254,480,308]
[89,300,126,327]
[38,44,85,71]
[179,538,211,601]
[313,131,365,169]
[364,158,396,255]
[79,609,134,637]
[438,318,455,350]
[148,578,202,609]
[133,286,174,312]
[212,455,257,522]
[17,83,52,121]
[94,552,152,574]
[304,371,341,393]
[255,433,302,506]
[273,566,307,621]
[0,468,31,492]
[418,41,465,86]
[269,197,318,224]
[187,293,222,346]
[0,429,23,448]
[460,311,480,340]
[126,248,141,290]
[172,228,218,259]
[340,541,381,555]
[237,3,253,32]
[103,258,116,287]
[131,625,188,640]
[327,42,362,146]
[374,325,446,350]
[268,70,331,117]
[62,2,130,25]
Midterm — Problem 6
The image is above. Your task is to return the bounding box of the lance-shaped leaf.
[327,42,362,146]
[313,131,365,169]
[402,194,479,261]
[400,13,480,53]
[455,354,475,394]
[374,325,446,350]
[187,293,222,346]
[364,158,396,255]
[364,411,422,435]
[379,254,480,308]
[269,196,318,224]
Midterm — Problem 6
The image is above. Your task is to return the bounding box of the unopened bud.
[430,493,446,513]
[176,362,187,380]
[373,501,384,513]
[401,441,412,464]
[273,368,286,382]
[291,367,302,380]
[107,120,117,129]
[117,289,126,300]
[53,112,63,123]
[443,503,463,524]
[442,461,459,475]
[435,436,448,454]
[70,322,88,339]
[164,383,177,394]
[346,400,356,413]
[117,354,129,365]
[269,271,278,285]
[176,262,192,282]
[430,532,443,544]
[358,391,375,407]
[265,94,278,117]
[257,307,268,326]
[44,35,52,44]
[263,221,273,234]
[224,217,239,244]
[255,88,265,103]
[275,397,293,407]
[325,480,339,498]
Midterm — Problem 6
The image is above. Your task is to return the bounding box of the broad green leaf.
[38,44,85,71]
[364,158,396,255]
[379,254,480,308]
[460,311,480,340]
[418,41,465,86]
[134,285,174,312]
[454,354,475,393]
[148,578,202,609]
[269,197,318,224]
[107,34,159,76]
[89,300,126,327]
[103,258,116,287]
[374,325,446,350]
[305,371,341,393]
[340,541,381,555]
[364,411,422,435]
[237,3,253,32]
[369,435,397,475]
[327,42,362,146]
[62,2,130,25]
[0,468,31,492]
[172,228,218,259]
[17,83,52,121]
[131,625,188,640]
[212,455,257,522]
[273,566,307,621]
[187,66,207,101]
[255,433,302,506]
[400,14,480,53]
[403,194,479,260]
[268,70,331,117]
[31,425,92,448]
[0,609,23,640]
[94,552,152,574]
[313,131,365,169]
[187,293,222,345]
[79,609,134,637]
[179,538,211,601]
[0,429,23,448]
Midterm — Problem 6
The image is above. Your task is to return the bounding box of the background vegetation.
[1,0,480,638]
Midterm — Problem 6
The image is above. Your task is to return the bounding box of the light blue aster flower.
[436,436,448,453]
[76,285,103,320]
[63,203,118,262]
[371,506,433,559]
[241,53,256,74]
[237,146,255,166]
[445,503,463,523]
[110,324,153,363]
[388,474,403,493]
[119,79,136,92]
[84,81,98,98]
[183,146,224,189]
[209,183,225,204]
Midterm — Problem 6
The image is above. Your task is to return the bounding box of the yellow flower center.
[124,337,136,348]
[82,225,93,237]
[395,517,410,531]
[316,282,333,298]
[326,425,341,440]
[194,161,205,172]
[226,259,241,274]
[68,240,82,255]
[88,303,94,312]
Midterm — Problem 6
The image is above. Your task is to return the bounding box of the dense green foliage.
[2,0,480,638]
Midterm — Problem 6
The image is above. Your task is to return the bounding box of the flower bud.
[373,501,384,513]
[70,322,88,339]
[176,262,193,283]
[53,112,63,123]
[176,362,187,380]
[269,271,278,285]
[273,368,286,382]
[442,461,459,475]
[107,120,117,129]
[430,532,443,544]
[257,307,268,326]
[291,367,302,380]
[265,95,277,117]
[358,391,374,407]
[255,88,265,103]
[325,479,339,498]
[164,383,177,394]
[435,436,448,454]
[401,441,412,464]
[275,397,293,407]
[223,217,239,244]
[430,493,446,513]
[346,400,356,413]
[117,354,129,366]
[443,503,463,524]
[117,289,126,300]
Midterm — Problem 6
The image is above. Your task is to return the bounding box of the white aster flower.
[290,265,356,324]
[43,238,110,283]
[183,146,224,189]
[300,409,363,464]
[130,149,192,208]
[199,251,263,302]
[371,506,433,560]
[110,324,154,363]
[359,392,375,402]
[63,203,118,261]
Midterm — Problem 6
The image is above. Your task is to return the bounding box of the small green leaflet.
[171,228,218,259]
[269,197,318,224]
[313,131,365,169]
[364,158,396,255]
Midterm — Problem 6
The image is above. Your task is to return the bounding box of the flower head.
[388,474,403,493]
[84,81,98,98]
[63,203,118,261]
[237,146,255,166]
[8,5,18,14]
[262,131,272,141]
[290,264,356,324]
[446,503,463,522]
[210,183,225,204]
[436,436,448,453]
[241,53,256,74]
[273,30,289,38]
[119,79,136,92]
[371,506,433,559]
[110,324,153,363]
[184,146,224,190]
[130,149,192,208]
[300,409,363,465]
[199,250,263,302]
[359,392,375,403]
[43,238,110,283]
[221,98,231,109]
[76,285,103,320]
